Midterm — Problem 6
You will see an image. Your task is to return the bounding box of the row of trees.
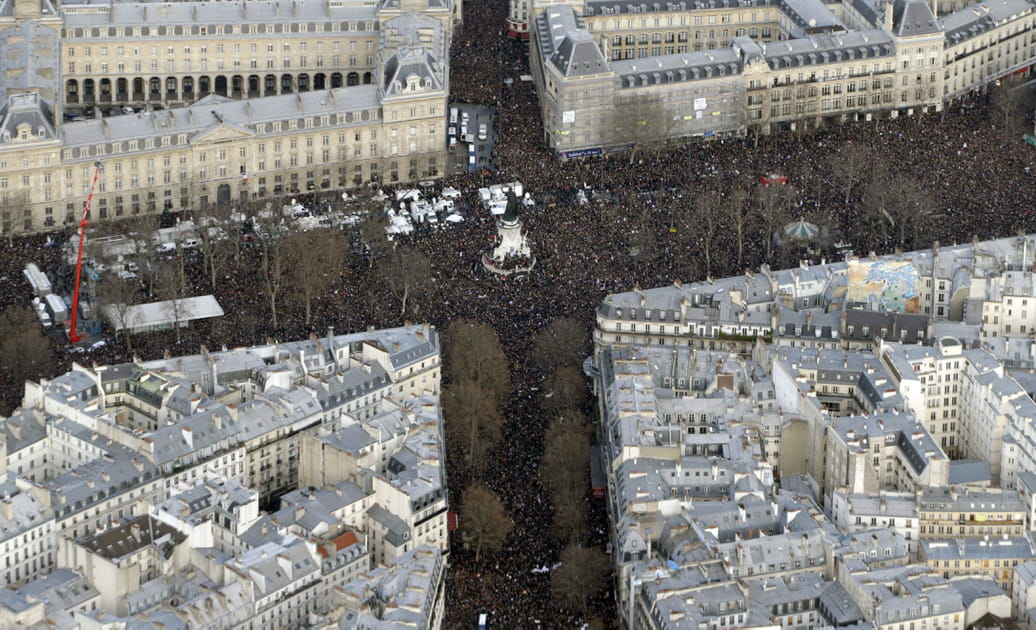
[444,320,515,564]
[443,319,511,473]
[621,146,942,281]
[629,179,797,277]
[534,318,592,547]
[90,193,439,350]
[447,315,611,623]
[831,143,941,253]
[533,319,612,622]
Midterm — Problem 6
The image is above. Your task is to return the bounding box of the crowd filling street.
[0,0,1034,625]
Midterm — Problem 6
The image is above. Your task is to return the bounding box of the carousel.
[784,217,819,242]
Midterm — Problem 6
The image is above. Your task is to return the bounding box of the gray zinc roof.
[0,93,58,146]
[891,0,941,36]
[61,86,382,151]
[368,504,411,547]
[60,0,379,28]
[940,0,1036,47]
[762,30,893,70]
[1,407,48,454]
[614,48,740,87]
[382,47,445,97]
[552,30,609,78]
[321,423,377,454]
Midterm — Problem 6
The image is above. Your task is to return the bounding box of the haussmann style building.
[526,0,1036,157]
[0,0,459,234]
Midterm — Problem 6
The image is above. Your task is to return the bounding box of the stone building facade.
[0,0,455,234]
[530,0,1036,157]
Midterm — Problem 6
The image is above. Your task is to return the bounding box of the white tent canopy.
[102,295,224,335]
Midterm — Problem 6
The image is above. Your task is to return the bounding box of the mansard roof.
[381,47,445,97]
[891,0,941,37]
[0,93,58,147]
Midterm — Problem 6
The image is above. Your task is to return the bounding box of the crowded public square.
[0,0,1034,625]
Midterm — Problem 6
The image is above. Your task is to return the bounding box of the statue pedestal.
[482,215,535,277]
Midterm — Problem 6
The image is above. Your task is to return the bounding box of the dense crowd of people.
[0,0,1033,624]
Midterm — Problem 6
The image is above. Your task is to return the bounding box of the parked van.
[450,107,459,124]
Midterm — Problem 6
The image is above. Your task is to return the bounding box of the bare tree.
[172,240,190,299]
[831,143,872,209]
[0,306,57,413]
[444,319,511,403]
[156,263,191,345]
[540,412,591,544]
[884,178,937,250]
[376,244,431,317]
[529,317,589,373]
[461,483,513,563]
[991,77,1030,143]
[754,182,795,261]
[859,165,902,251]
[122,212,161,296]
[285,228,348,325]
[553,500,589,547]
[442,380,505,471]
[612,95,677,164]
[627,201,664,264]
[550,545,611,621]
[727,182,752,269]
[254,213,290,329]
[676,190,728,277]
[541,413,591,500]
[194,202,236,290]
[540,366,588,415]
[357,206,390,268]
[95,272,141,350]
[629,219,659,264]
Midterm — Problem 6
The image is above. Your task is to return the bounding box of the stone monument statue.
[482,190,536,277]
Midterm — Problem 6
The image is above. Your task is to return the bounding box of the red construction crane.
[67,161,102,344]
